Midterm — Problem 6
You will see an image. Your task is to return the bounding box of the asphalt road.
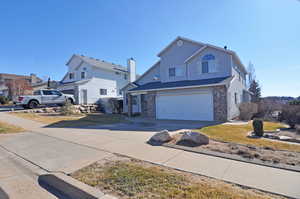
[0,105,23,112]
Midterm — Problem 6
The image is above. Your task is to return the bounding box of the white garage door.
[156,92,213,121]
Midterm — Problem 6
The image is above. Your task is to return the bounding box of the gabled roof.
[66,54,128,73]
[129,76,231,92]
[157,36,247,74]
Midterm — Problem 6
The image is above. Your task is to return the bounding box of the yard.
[0,121,24,134]
[198,121,300,152]
[72,155,286,199]
[10,112,126,128]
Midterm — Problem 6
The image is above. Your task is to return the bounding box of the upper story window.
[81,72,86,79]
[100,89,107,95]
[169,68,176,77]
[169,67,184,77]
[124,74,128,80]
[69,73,74,79]
[201,54,218,73]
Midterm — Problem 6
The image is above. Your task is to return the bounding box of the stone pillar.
[213,86,228,121]
[141,92,156,118]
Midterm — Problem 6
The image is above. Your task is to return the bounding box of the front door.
[80,89,88,105]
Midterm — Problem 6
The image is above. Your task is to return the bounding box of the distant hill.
[263,96,297,104]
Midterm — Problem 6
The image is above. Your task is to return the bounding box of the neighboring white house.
[123,36,251,121]
[59,55,137,108]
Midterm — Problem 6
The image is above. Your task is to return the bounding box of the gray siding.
[187,47,232,80]
[136,62,160,85]
[159,40,202,82]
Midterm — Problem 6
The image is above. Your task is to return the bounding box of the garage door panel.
[156,92,213,121]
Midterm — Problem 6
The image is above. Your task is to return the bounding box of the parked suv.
[15,89,75,109]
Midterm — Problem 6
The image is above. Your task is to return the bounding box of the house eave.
[128,82,227,93]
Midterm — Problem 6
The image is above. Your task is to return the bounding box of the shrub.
[281,105,300,128]
[252,119,264,137]
[108,98,122,114]
[61,101,77,115]
[239,102,258,121]
[296,125,300,135]
[257,100,282,121]
[0,96,9,105]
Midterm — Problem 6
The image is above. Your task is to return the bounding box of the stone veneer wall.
[213,86,228,121]
[141,91,156,118]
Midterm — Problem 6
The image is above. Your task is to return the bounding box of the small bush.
[252,119,264,137]
[239,102,258,121]
[281,105,300,128]
[0,96,9,105]
[61,101,77,115]
[296,125,300,135]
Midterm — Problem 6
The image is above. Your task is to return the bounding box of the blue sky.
[0,0,299,97]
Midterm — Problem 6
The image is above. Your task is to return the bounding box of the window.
[234,92,238,104]
[201,54,217,73]
[124,74,128,80]
[69,73,74,79]
[132,96,138,105]
[51,90,61,95]
[81,72,85,79]
[119,90,122,95]
[33,90,41,95]
[115,71,120,75]
[42,90,53,95]
[169,68,176,77]
[100,89,107,95]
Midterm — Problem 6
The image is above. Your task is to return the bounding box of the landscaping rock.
[178,131,209,146]
[279,136,292,141]
[148,130,172,145]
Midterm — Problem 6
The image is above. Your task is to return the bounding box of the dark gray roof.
[129,76,231,92]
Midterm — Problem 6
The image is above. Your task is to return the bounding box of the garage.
[156,91,214,121]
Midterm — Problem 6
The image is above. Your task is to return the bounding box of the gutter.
[128,82,227,93]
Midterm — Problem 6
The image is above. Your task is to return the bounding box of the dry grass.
[72,158,285,199]
[10,112,125,127]
[199,121,300,152]
[0,121,24,134]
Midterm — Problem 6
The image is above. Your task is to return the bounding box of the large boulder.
[148,130,172,145]
[178,131,209,146]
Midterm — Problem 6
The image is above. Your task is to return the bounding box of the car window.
[51,91,61,95]
[42,90,53,95]
[33,90,41,95]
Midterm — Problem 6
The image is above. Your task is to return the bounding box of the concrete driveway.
[83,118,218,132]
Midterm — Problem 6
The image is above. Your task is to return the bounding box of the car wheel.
[28,100,39,109]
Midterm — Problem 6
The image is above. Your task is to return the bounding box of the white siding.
[78,78,117,104]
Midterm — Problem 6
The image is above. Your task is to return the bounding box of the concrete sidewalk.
[1,112,300,198]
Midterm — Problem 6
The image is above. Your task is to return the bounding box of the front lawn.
[199,122,300,152]
[10,112,126,128]
[0,121,24,134]
[72,157,285,199]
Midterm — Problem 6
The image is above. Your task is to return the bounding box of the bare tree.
[247,61,256,88]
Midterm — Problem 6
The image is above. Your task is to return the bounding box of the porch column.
[127,94,133,117]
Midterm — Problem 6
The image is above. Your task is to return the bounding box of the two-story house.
[59,55,137,106]
[123,37,250,121]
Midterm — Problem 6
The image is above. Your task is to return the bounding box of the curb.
[38,173,117,199]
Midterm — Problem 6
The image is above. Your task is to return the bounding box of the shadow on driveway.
[43,114,220,132]
[0,187,9,199]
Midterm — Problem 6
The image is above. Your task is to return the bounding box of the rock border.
[163,143,300,173]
